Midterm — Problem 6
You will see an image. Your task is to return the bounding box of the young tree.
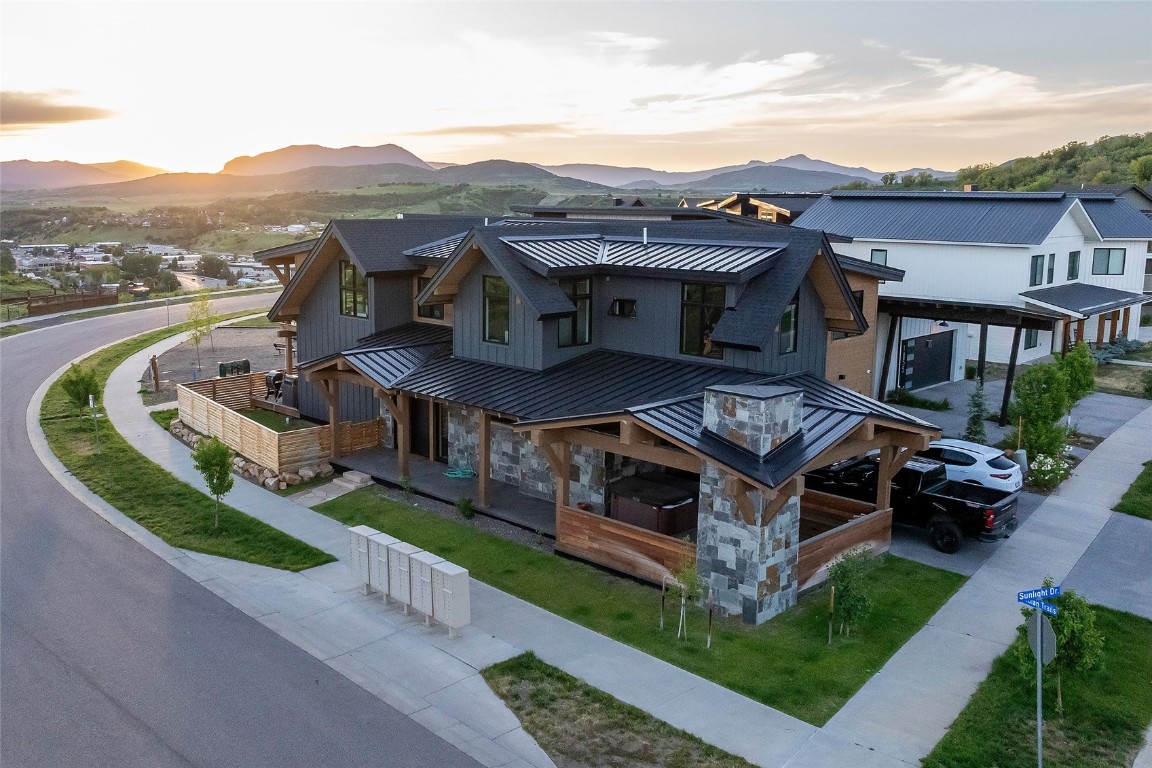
[59,363,102,414]
[828,546,876,637]
[1059,343,1096,428]
[963,383,988,444]
[1,246,17,274]
[1008,363,1070,457]
[192,438,234,529]
[1013,577,1104,716]
[186,291,216,370]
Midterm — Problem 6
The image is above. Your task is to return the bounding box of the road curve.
[0,296,479,767]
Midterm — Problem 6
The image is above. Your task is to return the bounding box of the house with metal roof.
[261,214,939,625]
[794,191,1152,415]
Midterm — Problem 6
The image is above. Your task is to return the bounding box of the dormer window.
[777,292,799,354]
[558,277,591,347]
[339,260,368,318]
[417,276,444,320]
[680,282,724,359]
[483,275,510,344]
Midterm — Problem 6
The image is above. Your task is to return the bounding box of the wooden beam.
[1110,310,1121,343]
[879,314,900,399]
[285,335,294,375]
[397,393,411,477]
[530,429,566,477]
[328,381,342,459]
[1097,313,1107,346]
[724,475,757,524]
[875,445,896,510]
[977,322,988,385]
[1122,307,1132,339]
[553,428,699,473]
[556,441,570,509]
[999,326,1023,426]
[477,412,490,507]
[763,476,803,520]
[619,419,656,445]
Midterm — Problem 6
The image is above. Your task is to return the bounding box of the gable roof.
[1019,283,1149,319]
[1074,196,1152,238]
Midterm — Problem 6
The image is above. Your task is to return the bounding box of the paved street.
[0,299,480,767]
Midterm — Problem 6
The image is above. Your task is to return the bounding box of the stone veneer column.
[446,403,480,470]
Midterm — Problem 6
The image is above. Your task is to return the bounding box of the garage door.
[899,330,954,390]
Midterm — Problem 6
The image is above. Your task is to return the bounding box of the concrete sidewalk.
[74,329,1152,767]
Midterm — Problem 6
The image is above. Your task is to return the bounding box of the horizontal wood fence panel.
[556,505,695,584]
[796,507,892,591]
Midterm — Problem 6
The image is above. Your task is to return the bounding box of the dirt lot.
[139,326,285,406]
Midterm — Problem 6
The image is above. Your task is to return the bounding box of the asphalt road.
[0,296,479,767]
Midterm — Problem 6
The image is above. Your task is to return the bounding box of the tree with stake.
[1059,342,1096,430]
[192,438,234,529]
[828,546,875,637]
[186,291,216,371]
[59,363,102,415]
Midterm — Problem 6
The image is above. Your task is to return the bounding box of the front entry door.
[433,402,449,464]
[899,330,954,390]
[410,399,430,458]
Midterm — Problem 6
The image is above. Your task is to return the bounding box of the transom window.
[339,260,368,318]
[416,276,444,320]
[680,282,725,359]
[1029,254,1044,287]
[778,292,799,354]
[1092,248,1125,275]
[1046,253,1055,284]
[1067,251,1080,280]
[870,249,887,266]
[608,298,637,318]
[483,276,510,344]
[558,277,591,347]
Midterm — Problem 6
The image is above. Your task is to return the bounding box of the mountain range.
[0,142,955,197]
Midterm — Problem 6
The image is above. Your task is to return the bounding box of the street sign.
[1021,597,1059,616]
[1027,613,1057,665]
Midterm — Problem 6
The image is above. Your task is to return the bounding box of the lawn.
[1095,361,1152,399]
[41,318,333,572]
[925,606,1152,768]
[484,652,755,768]
[1115,460,1152,520]
[224,316,279,329]
[316,487,967,725]
[236,408,316,432]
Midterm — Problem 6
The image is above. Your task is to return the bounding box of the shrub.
[1143,370,1152,400]
[886,387,950,411]
[59,363,102,413]
[1058,342,1096,405]
[1028,453,1071,490]
[1008,363,1069,457]
[456,496,474,519]
[829,546,877,637]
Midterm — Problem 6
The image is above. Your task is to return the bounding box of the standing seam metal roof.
[500,235,785,276]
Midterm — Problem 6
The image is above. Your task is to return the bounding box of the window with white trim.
[1092,248,1125,275]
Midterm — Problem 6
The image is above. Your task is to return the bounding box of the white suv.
[916,439,1023,492]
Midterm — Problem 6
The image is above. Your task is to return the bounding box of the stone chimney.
[702,384,803,459]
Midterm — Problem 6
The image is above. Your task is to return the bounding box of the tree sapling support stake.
[828,585,835,645]
[706,587,714,650]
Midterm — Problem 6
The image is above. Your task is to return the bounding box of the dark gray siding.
[453,262,543,369]
[727,280,826,375]
[296,260,377,422]
[373,274,414,330]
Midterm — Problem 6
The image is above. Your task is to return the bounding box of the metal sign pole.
[1035,609,1043,768]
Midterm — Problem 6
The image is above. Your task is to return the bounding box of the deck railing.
[555,504,696,584]
[796,493,893,591]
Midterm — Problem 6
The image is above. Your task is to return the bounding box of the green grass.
[1115,460,1152,520]
[925,606,1152,768]
[484,652,755,768]
[236,408,315,433]
[224,315,278,328]
[886,387,952,411]
[149,408,179,430]
[316,487,966,725]
[40,317,333,572]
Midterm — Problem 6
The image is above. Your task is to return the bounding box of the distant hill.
[538,161,768,188]
[220,143,433,175]
[956,133,1152,191]
[657,165,871,193]
[0,159,167,190]
[436,159,606,189]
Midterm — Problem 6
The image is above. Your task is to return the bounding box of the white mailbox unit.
[387,541,423,613]
[410,551,446,625]
[347,525,380,594]
[431,561,471,638]
[367,532,399,600]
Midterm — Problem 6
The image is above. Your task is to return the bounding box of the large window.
[1029,254,1044,286]
[483,276,510,344]
[339,260,368,318]
[1092,248,1126,275]
[416,276,444,320]
[558,277,591,347]
[680,282,725,358]
[870,249,887,266]
[1046,253,1055,284]
[777,292,799,354]
[1067,251,1080,280]
[1024,328,1039,349]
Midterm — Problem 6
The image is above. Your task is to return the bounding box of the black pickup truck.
[804,456,1019,553]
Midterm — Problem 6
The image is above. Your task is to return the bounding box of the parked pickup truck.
[803,456,1019,553]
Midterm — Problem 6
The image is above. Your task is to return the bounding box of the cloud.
[411,123,568,138]
[1,91,114,129]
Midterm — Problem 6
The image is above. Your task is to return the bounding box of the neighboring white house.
[794,191,1152,396]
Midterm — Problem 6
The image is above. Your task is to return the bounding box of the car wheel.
[930,520,964,554]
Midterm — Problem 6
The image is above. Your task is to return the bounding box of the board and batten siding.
[296,259,376,423]
[453,262,544,369]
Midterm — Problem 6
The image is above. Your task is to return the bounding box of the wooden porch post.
[328,380,342,459]
[397,393,411,477]
[878,314,900,399]
[1122,307,1132,339]
[1096,314,1107,346]
[477,412,490,507]
[285,335,294,374]
[875,444,896,510]
[977,322,988,386]
[556,441,571,509]
[999,326,1023,426]
[1061,316,1072,355]
[1110,310,1121,342]
[1076,319,1085,347]
[426,400,436,460]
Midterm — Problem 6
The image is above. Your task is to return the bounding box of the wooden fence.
[26,288,119,316]
[177,373,381,473]
[555,504,696,584]
[796,497,892,591]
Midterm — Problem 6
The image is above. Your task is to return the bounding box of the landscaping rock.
[298,466,317,481]
[318,463,334,478]
[263,477,279,490]
[281,473,302,486]
[278,482,287,490]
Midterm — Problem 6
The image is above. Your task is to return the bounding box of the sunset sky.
[2,1,1149,174]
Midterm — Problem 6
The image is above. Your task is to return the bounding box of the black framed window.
[416,276,444,320]
[778,292,799,354]
[680,282,725,358]
[870,249,887,266]
[1092,248,1125,275]
[1046,253,1055,284]
[558,277,591,347]
[1067,251,1080,280]
[339,260,368,318]
[608,298,637,318]
[1024,328,1039,349]
[483,276,510,344]
[1029,254,1044,286]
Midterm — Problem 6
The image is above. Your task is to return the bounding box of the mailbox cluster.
[347,525,471,638]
